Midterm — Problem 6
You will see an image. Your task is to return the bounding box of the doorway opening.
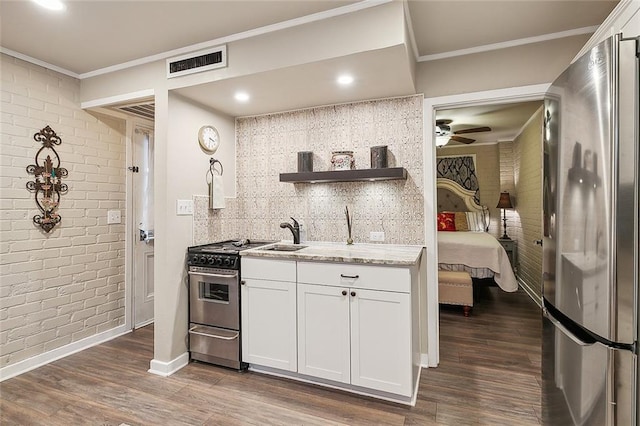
[434,100,544,302]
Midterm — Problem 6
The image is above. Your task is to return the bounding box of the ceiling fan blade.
[454,126,491,135]
[450,135,475,144]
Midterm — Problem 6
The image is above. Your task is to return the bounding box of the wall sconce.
[26,126,68,233]
[496,192,514,239]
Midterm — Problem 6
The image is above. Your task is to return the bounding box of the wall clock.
[198,125,220,154]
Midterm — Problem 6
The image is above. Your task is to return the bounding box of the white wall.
[415,35,590,99]
[168,94,236,199]
[150,92,236,366]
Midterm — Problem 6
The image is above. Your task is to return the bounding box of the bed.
[437,178,518,292]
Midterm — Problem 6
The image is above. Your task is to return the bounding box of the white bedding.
[437,231,518,292]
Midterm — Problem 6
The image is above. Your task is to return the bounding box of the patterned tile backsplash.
[193,95,424,246]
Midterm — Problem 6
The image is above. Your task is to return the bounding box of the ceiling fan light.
[435,136,449,147]
[435,124,451,137]
[33,0,65,11]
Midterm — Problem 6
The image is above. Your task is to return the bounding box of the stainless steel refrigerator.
[542,34,639,425]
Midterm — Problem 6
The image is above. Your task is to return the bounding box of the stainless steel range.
[187,239,274,369]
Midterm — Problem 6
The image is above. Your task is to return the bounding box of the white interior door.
[133,125,154,328]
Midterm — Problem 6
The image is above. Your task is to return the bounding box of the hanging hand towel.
[209,174,226,209]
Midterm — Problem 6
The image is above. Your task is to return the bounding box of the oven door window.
[199,281,229,303]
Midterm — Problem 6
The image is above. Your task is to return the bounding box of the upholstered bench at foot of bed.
[438,270,473,317]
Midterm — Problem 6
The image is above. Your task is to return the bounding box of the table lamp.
[496,192,513,239]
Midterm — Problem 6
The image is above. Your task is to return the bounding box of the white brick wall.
[0,54,126,369]
[513,109,543,296]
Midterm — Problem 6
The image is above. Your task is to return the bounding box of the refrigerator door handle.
[543,308,593,347]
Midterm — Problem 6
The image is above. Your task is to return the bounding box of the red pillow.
[437,212,456,231]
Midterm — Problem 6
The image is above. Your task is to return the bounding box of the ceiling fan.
[435,119,492,146]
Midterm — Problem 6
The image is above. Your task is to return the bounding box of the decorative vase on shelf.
[331,151,355,171]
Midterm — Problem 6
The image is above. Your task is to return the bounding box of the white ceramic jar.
[331,151,355,170]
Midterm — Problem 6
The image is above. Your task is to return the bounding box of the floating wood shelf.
[279,167,407,183]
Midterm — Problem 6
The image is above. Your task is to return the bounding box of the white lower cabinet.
[241,259,297,372]
[297,283,351,383]
[349,288,411,395]
[242,257,417,401]
[297,262,413,397]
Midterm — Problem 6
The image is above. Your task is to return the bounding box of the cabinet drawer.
[297,261,410,293]
[242,257,296,282]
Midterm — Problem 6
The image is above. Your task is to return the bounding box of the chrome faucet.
[280,217,300,244]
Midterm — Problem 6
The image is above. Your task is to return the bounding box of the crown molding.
[573,0,638,60]
[0,46,79,79]
[418,26,598,62]
[512,104,544,142]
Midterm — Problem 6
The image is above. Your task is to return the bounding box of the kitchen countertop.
[241,241,424,266]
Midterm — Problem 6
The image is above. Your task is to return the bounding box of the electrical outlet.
[176,199,194,215]
[107,210,121,224]
[369,231,385,242]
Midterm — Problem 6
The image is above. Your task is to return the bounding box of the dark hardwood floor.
[1,285,541,425]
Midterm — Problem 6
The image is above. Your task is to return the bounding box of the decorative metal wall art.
[26,126,68,233]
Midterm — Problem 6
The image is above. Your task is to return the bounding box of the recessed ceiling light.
[337,74,354,86]
[33,0,66,11]
[234,91,250,102]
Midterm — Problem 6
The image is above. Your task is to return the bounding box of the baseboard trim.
[0,324,130,382]
[420,353,433,368]
[518,277,542,308]
[148,352,189,377]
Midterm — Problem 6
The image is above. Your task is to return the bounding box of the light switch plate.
[107,210,121,224]
[176,199,194,215]
[369,231,385,242]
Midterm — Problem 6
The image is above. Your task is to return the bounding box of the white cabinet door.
[297,283,350,383]
[241,278,297,371]
[350,288,412,396]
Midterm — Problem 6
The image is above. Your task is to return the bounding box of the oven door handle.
[188,326,239,340]
[188,271,238,279]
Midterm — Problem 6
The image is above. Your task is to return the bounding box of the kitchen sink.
[263,244,307,252]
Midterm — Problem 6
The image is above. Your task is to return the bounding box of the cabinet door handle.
[340,274,359,279]
[350,291,356,297]
[342,290,347,296]
[534,239,543,246]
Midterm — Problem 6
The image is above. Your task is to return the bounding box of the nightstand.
[498,238,517,272]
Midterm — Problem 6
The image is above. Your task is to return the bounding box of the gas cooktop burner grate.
[187,239,276,269]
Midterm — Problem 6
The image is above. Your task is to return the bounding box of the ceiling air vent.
[166,45,227,79]
[115,102,155,121]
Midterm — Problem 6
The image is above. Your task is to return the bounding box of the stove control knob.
[208,257,215,265]
[215,257,223,266]
[223,258,231,266]
[193,255,201,264]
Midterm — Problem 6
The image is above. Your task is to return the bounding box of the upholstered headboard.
[437,178,489,231]
[437,178,485,213]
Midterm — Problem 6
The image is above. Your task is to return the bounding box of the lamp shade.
[496,192,513,209]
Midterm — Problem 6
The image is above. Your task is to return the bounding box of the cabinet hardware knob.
[350,291,356,297]
[342,290,347,296]
[340,274,359,279]
[241,280,246,285]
